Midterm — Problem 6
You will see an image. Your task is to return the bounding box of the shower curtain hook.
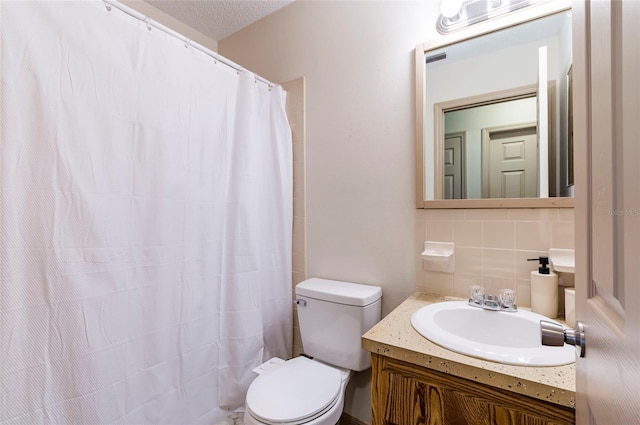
[184,38,191,49]
[144,17,152,31]
[104,1,112,11]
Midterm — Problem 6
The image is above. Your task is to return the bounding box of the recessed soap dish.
[548,248,575,274]
[421,241,455,273]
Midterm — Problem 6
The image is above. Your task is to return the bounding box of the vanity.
[362,293,575,425]
[375,0,578,420]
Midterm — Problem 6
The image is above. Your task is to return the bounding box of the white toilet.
[244,278,382,425]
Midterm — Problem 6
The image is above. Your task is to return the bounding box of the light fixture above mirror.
[437,0,551,34]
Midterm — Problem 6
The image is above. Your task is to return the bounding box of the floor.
[215,412,244,425]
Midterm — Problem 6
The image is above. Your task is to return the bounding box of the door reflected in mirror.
[417,5,575,207]
[442,91,551,199]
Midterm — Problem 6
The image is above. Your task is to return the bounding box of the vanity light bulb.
[440,0,463,19]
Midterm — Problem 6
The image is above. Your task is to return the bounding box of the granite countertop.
[362,292,576,409]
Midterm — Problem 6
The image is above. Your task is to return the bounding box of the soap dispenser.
[527,256,558,318]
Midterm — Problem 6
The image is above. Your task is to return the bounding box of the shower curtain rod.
[103,0,276,89]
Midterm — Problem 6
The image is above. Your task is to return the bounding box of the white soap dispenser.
[527,256,558,318]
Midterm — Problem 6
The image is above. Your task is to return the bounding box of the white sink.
[411,301,575,366]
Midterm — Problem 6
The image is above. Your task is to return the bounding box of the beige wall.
[221,0,438,318]
[220,2,575,423]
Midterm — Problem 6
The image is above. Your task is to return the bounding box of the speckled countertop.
[362,292,576,409]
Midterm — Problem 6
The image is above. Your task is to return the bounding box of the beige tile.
[292,251,302,268]
[415,266,427,292]
[456,247,483,275]
[292,139,305,164]
[550,221,575,249]
[426,220,454,242]
[293,181,305,206]
[293,327,303,350]
[292,157,303,174]
[293,161,305,194]
[419,271,454,296]
[480,276,516,295]
[482,248,515,279]
[515,250,547,280]
[453,220,483,248]
[293,192,305,215]
[515,279,532,308]
[415,219,427,252]
[464,209,509,221]
[482,221,515,249]
[415,209,428,222]
[293,215,305,237]
[453,273,483,299]
[292,269,306,285]
[292,311,300,329]
[426,209,466,220]
[285,77,305,357]
[557,208,575,221]
[508,208,558,221]
[515,221,551,250]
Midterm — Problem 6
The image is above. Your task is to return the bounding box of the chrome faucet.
[468,286,517,312]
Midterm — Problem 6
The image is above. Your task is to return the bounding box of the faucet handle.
[499,288,517,309]
[469,285,485,304]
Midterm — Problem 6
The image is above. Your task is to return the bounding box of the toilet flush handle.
[294,299,307,307]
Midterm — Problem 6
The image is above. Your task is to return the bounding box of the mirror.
[416,2,575,208]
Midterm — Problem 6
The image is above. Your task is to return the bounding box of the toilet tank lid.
[296,278,382,306]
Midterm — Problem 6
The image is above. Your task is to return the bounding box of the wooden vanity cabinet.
[371,354,575,425]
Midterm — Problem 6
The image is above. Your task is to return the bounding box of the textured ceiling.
[145,0,295,41]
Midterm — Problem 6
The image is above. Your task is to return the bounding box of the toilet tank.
[295,278,382,372]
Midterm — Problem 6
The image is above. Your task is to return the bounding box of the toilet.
[244,278,382,425]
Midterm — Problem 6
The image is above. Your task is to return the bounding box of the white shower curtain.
[0,1,292,424]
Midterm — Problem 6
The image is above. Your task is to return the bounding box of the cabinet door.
[371,354,574,425]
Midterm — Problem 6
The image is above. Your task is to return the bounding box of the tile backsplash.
[416,208,575,308]
[282,77,306,359]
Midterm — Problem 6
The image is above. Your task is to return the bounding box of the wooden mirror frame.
[415,0,574,209]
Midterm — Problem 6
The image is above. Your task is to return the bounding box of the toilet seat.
[246,357,343,425]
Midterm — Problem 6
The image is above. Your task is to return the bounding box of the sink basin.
[411,301,575,366]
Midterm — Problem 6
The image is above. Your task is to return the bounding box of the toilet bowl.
[243,278,382,425]
[243,357,352,425]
